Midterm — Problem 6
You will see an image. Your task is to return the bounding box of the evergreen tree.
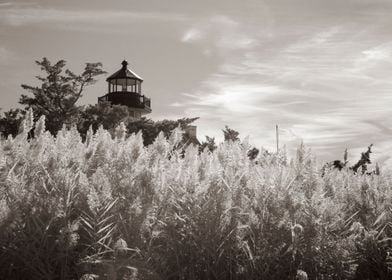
[222,125,240,142]
[79,102,132,135]
[126,117,199,146]
[0,109,25,137]
[199,136,217,152]
[78,102,199,145]
[351,144,373,174]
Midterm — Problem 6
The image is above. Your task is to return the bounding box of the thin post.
[276,124,279,153]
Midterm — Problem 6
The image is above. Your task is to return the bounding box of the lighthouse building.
[98,60,199,144]
[98,60,151,118]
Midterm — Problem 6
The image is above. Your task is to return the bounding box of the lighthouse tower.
[98,60,151,118]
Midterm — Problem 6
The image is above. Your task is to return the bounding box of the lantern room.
[98,60,151,118]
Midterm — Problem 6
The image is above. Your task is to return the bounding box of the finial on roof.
[121,60,128,69]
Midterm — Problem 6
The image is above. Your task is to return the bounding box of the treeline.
[1,58,379,173]
[1,58,253,153]
[0,58,202,146]
[1,58,263,158]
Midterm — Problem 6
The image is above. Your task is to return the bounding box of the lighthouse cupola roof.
[98,59,151,117]
[106,60,143,82]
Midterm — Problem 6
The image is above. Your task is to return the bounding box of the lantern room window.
[97,60,151,117]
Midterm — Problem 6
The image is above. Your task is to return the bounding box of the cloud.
[180,15,260,52]
[351,43,392,79]
[178,19,392,165]
[2,0,392,168]
[181,28,204,43]
[170,102,183,107]
[216,35,258,50]
[186,84,275,114]
[0,2,12,7]
[0,5,187,27]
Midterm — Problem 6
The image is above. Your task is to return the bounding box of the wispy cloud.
[351,42,392,78]
[181,28,204,43]
[179,19,392,165]
[1,0,392,168]
[0,5,187,27]
[0,2,12,7]
[180,15,261,52]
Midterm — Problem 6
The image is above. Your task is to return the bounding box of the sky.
[1,0,392,167]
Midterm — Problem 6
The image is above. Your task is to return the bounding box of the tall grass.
[0,116,391,279]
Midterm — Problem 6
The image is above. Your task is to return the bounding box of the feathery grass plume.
[80,273,99,280]
[25,107,34,133]
[85,125,94,147]
[0,199,10,225]
[1,116,392,279]
[115,122,127,142]
[34,115,46,138]
[168,125,183,148]
[296,269,308,280]
[114,237,128,258]
[17,119,27,136]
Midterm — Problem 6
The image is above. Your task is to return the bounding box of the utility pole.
[276,124,279,153]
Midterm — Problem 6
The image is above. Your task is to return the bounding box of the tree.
[19,58,106,134]
[2,58,201,143]
[351,144,373,174]
[78,102,133,136]
[77,102,199,145]
[321,145,379,176]
[0,109,25,137]
[222,125,240,142]
[321,149,348,177]
[247,147,259,160]
[199,136,217,153]
[126,117,199,146]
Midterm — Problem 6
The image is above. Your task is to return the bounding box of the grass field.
[1,117,391,279]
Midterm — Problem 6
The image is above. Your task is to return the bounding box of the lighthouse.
[98,60,151,118]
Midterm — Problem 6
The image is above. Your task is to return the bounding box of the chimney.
[185,125,197,139]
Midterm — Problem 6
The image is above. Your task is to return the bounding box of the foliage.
[322,145,379,177]
[222,125,240,142]
[19,58,106,134]
[351,144,374,174]
[78,102,133,136]
[199,136,217,153]
[125,116,199,146]
[1,58,200,148]
[0,115,391,280]
[0,108,25,137]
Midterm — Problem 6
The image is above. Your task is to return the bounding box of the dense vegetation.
[0,58,199,146]
[0,115,391,280]
[1,58,390,279]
